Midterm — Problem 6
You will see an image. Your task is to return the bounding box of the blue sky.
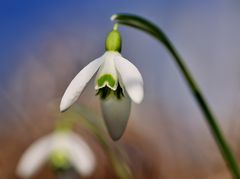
[0,0,229,80]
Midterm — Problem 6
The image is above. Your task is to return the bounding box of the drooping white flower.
[16,131,96,178]
[60,26,144,140]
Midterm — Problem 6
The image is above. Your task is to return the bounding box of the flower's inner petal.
[97,74,116,89]
[95,52,119,90]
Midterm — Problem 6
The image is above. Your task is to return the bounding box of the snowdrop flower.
[16,131,96,178]
[60,25,144,140]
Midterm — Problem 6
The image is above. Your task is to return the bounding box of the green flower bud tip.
[105,24,122,52]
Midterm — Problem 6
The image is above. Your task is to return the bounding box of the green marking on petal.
[97,74,116,89]
[49,150,70,171]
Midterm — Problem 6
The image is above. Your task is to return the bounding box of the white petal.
[101,94,131,140]
[115,56,144,103]
[95,51,119,90]
[60,57,103,112]
[66,132,96,176]
[50,132,72,150]
[16,135,53,178]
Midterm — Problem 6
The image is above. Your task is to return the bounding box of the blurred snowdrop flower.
[60,25,144,140]
[16,131,96,178]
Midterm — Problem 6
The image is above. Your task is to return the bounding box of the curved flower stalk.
[16,131,96,178]
[111,13,240,179]
[60,25,144,140]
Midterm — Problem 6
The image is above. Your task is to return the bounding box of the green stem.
[111,13,240,179]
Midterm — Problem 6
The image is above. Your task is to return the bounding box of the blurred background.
[1,0,240,178]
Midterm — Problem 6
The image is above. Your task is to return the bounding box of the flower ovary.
[105,30,122,52]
